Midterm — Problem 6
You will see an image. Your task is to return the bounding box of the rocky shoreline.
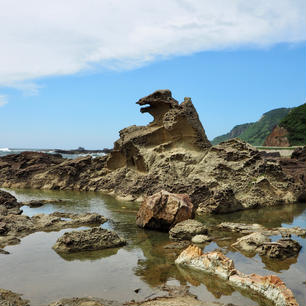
[0,90,305,216]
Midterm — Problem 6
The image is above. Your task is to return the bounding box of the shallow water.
[1,188,305,306]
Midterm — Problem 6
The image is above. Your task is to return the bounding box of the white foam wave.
[0,147,10,152]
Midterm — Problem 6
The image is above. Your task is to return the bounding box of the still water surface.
[0,188,305,306]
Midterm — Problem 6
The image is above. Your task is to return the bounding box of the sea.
[0,147,105,159]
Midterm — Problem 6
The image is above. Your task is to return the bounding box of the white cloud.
[0,0,305,90]
[0,95,8,107]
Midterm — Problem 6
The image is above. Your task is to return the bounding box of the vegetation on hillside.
[211,107,291,146]
[280,103,306,146]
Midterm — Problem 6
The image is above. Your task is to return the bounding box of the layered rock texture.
[0,90,304,215]
[136,190,194,231]
[264,126,290,147]
[53,227,126,253]
[169,219,208,241]
[175,245,299,306]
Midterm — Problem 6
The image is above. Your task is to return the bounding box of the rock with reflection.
[53,227,126,253]
[169,219,208,241]
[136,190,194,231]
[0,212,107,250]
[175,245,299,306]
[218,222,306,237]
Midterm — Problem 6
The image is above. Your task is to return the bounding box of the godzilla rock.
[0,91,304,215]
[175,245,299,306]
[257,238,302,260]
[52,227,126,253]
[0,288,30,306]
[0,190,22,215]
[136,190,194,231]
[169,219,208,241]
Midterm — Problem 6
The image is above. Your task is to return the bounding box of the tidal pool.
[1,188,305,306]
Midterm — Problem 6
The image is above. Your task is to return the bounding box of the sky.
[0,0,305,149]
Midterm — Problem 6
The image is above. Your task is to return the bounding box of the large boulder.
[52,227,126,253]
[169,219,208,241]
[136,190,194,231]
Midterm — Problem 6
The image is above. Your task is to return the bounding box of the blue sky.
[0,1,305,149]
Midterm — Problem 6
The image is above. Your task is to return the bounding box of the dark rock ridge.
[0,90,304,215]
[52,227,126,253]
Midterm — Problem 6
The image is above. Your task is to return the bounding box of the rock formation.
[0,288,30,306]
[0,90,304,215]
[232,232,302,259]
[136,190,194,231]
[169,219,208,241]
[217,222,306,237]
[0,210,107,250]
[0,189,22,215]
[175,245,299,306]
[52,227,126,253]
[264,126,290,147]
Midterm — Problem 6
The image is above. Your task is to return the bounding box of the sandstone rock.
[191,234,212,244]
[0,212,107,250]
[291,146,306,162]
[53,227,126,253]
[136,190,194,231]
[169,219,208,241]
[218,222,306,237]
[175,245,298,306]
[49,297,123,306]
[257,238,302,259]
[232,232,271,252]
[264,125,290,147]
[0,91,304,215]
[0,190,22,215]
[21,199,65,208]
[0,288,30,306]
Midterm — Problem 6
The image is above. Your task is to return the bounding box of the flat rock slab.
[53,227,126,253]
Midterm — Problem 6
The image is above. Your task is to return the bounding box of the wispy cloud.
[0,0,305,91]
[0,95,8,107]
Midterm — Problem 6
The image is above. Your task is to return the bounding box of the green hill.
[211,107,291,146]
[279,103,306,146]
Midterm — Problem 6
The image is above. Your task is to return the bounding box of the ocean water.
[0,147,105,159]
[0,188,305,306]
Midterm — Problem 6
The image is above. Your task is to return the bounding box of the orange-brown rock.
[136,190,194,231]
[176,245,299,306]
[264,125,290,147]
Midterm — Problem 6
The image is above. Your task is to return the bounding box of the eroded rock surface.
[218,222,306,237]
[53,227,126,253]
[0,190,22,215]
[0,212,107,250]
[0,90,304,215]
[0,288,30,306]
[136,190,194,231]
[175,245,299,306]
[232,233,302,259]
[169,219,208,241]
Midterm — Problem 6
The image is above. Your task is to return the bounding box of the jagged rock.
[264,125,290,147]
[52,227,126,253]
[136,190,194,231]
[0,190,22,215]
[175,245,299,306]
[0,91,304,215]
[257,238,302,259]
[291,146,306,162]
[0,212,107,250]
[191,234,212,244]
[218,222,306,237]
[169,219,208,241]
[0,288,30,306]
